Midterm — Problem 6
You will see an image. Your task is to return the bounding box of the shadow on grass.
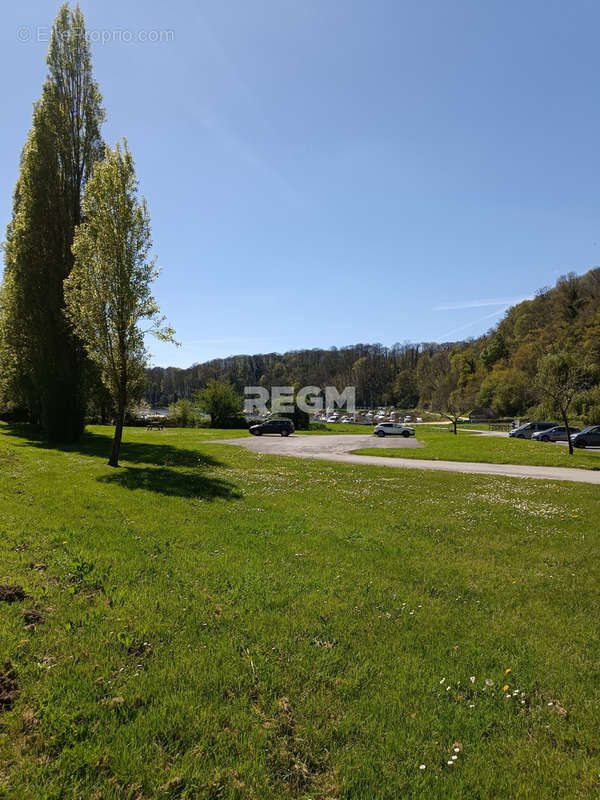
[1,423,242,500]
[97,466,241,500]
[2,423,222,469]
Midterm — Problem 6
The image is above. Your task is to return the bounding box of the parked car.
[374,423,415,438]
[531,425,580,443]
[326,415,339,423]
[403,415,412,423]
[571,425,600,448]
[509,422,556,439]
[249,419,294,436]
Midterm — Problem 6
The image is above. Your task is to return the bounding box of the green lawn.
[354,427,600,470]
[304,423,373,434]
[1,422,599,798]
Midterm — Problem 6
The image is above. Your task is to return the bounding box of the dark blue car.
[571,425,600,448]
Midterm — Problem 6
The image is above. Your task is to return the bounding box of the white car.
[340,416,352,423]
[326,415,339,423]
[374,423,415,438]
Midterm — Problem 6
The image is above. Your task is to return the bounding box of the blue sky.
[2,1,599,367]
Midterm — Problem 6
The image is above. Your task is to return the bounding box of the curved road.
[212,433,600,485]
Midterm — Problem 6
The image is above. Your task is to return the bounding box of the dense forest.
[145,269,600,421]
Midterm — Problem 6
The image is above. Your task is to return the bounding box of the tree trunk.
[452,419,457,435]
[109,398,125,467]
[562,411,573,455]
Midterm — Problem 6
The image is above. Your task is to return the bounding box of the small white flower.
[440,678,445,684]
[419,764,426,770]
[548,702,553,706]
[453,747,460,753]
[470,676,476,684]
[447,760,454,766]
[452,755,458,760]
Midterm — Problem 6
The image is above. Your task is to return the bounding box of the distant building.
[468,407,496,422]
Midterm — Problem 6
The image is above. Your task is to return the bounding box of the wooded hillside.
[145,269,600,421]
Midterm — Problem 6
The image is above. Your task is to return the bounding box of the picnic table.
[145,420,164,431]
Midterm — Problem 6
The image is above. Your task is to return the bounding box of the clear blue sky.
[2,1,599,367]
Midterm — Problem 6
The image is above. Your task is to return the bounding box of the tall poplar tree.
[65,141,176,467]
[0,4,104,440]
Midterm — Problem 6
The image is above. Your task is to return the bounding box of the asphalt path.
[211,433,600,485]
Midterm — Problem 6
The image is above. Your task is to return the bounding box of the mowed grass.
[0,423,599,799]
[354,427,600,470]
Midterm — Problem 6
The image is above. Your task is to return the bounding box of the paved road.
[212,433,600,485]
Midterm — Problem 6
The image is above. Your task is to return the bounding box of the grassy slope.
[0,423,599,799]
[353,428,600,470]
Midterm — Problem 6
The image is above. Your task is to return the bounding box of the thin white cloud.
[434,296,531,311]
[437,308,507,341]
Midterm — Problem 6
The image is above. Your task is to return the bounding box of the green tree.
[478,368,533,417]
[195,380,243,428]
[64,141,176,467]
[169,399,197,428]
[535,352,592,455]
[0,4,105,440]
[480,333,508,371]
[417,351,475,434]
[392,368,419,408]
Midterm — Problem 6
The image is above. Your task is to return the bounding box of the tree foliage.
[195,380,243,428]
[0,4,105,440]
[535,352,594,454]
[169,399,198,428]
[64,140,175,466]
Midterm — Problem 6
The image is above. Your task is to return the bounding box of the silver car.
[531,425,580,443]
[374,423,415,438]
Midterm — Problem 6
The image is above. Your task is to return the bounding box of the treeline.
[145,269,600,422]
[145,342,444,409]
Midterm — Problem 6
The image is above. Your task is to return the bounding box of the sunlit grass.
[354,427,600,470]
[1,423,599,798]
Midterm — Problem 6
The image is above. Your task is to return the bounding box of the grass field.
[354,427,600,470]
[1,422,599,798]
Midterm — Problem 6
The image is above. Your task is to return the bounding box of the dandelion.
[485,679,494,687]
[505,668,511,674]
[503,684,509,692]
